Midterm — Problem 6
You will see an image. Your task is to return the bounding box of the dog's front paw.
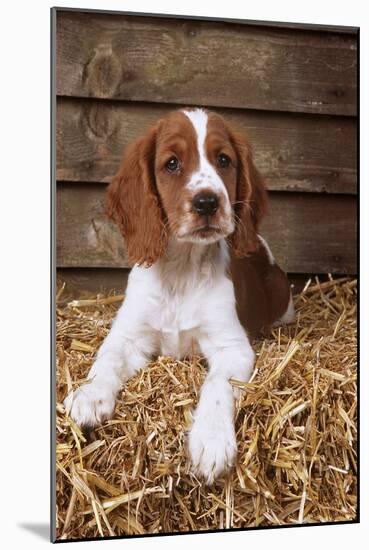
[63,378,116,429]
[188,411,237,484]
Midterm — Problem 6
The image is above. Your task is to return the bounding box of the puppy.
[64,108,294,483]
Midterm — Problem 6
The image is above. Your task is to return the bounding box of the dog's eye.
[217,153,231,169]
[165,157,180,172]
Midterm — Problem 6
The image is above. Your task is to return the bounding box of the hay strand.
[55,276,357,539]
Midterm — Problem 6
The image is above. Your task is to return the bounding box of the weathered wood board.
[57,268,130,300]
[56,11,357,116]
[57,183,357,274]
[57,99,357,194]
[55,11,358,281]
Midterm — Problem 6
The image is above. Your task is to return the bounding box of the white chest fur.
[149,283,202,357]
[125,240,230,359]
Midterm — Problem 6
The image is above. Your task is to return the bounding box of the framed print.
[51,7,358,542]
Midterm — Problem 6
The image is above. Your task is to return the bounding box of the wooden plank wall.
[55,10,358,295]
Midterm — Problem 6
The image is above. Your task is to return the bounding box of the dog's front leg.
[188,320,255,483]
[64,297,156,430]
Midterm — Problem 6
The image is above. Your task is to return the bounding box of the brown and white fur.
[64,108,294,483]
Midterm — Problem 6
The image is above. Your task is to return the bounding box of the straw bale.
[55,276,357,539]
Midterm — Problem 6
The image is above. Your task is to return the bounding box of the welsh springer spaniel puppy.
[64,108,294,483]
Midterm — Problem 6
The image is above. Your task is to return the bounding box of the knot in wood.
[85,44,122,98]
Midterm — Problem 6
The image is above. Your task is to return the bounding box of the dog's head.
[106,108,267,266]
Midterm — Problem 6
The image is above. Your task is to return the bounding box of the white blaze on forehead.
[182,109,230,202]
[183,108,208,161]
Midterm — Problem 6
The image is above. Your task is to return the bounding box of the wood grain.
[57,268,129,300]
[56,11,357,116]
[56,99,357,194]
[56,183,357,274]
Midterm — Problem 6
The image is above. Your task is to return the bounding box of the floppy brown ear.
[228,130,268,257]
[106,124,167,267]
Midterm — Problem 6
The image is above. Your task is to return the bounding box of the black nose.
[192,193,219,216]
